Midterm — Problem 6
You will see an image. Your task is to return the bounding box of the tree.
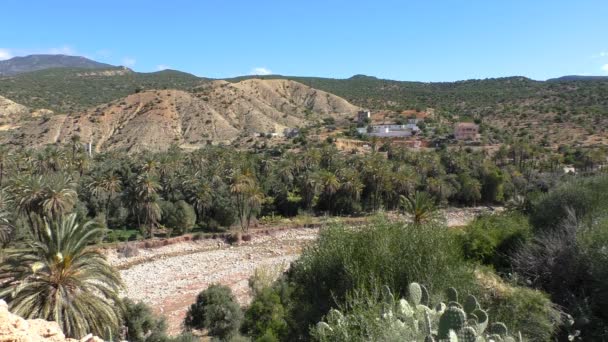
[184,284,243,340]
[89,171,122,222]
[134,173,162,238]
[0,214,124,339]
[231,172,263,233]
[40,173,77,220]
[161,200,196,235]
[399,191,439,225]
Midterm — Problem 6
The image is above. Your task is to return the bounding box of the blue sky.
[1,0,607,81]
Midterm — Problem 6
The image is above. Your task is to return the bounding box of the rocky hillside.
[0,300,102,342]
[0,54,115,76]
[3,79,359,152]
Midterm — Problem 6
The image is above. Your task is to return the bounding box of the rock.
[0,300,104,341]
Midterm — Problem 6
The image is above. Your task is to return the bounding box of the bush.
[161,200,197,235]
[529,175,608,232]
[285,217,476,339]
[459,213,531,272]
[122,298,169,342]
[242,287,288,341]
[184,284,243,339]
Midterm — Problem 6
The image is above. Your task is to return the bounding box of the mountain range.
[0,54,115,76]
[1,54,607,151]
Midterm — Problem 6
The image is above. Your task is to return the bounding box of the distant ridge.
[0,54,115,76]
[547,75,608,82]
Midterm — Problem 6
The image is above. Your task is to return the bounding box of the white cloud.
[156,64,170,71]
[0,48,13,60]
[602,64,608,73]
[122,57,136,67]
[592,51,608,58]
[250,67,272,75]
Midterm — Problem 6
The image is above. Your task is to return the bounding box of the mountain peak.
[0,54,115,76]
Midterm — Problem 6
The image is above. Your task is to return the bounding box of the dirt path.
[110,207,501,334]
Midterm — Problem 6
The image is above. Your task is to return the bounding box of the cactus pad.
[446,287,459,302]
[438,306,466,338]
[409,282,423,305]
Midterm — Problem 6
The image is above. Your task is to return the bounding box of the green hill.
[0,67,205,113]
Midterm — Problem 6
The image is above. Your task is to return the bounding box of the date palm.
[134,173,161,237]
[40,174,77,220]
[0,214,124,339]
[399,191,440,225]
[231,172,263,232]
[90,171,122,220]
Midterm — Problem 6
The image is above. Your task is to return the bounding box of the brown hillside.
[5,79,359,152]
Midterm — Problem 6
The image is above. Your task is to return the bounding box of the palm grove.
[0,135,606,340]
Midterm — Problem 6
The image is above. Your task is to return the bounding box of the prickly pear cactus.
[446,287,459,302]
[473,309,489,334]
[409,282,423,305]
[438,306,466,338]
[490,322,508,337]
[457,326,478,342]
[463,294,480,314]
[420,283,430,306]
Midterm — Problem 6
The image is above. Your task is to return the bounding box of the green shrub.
[242,287,288,341]
[184,284,243,339]
[161,200,197,235]
[122,298,169,342]
[530,175,608,232]
[459,213,531,271]
[285,217,476,339]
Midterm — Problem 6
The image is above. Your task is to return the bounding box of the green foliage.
[459,213,531,271]
[161,200,196,235]
[0,214,124,339]
[529,175,608,232]
[242,287,288,341]
[312,283,522,342]
[286,218,476,339]
[184,284,244,339]
[122,298,169,342]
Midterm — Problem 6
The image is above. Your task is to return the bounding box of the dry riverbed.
[106,207,500,334]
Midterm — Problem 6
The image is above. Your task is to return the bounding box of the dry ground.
[107,207,499,334]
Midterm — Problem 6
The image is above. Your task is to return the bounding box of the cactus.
[448,301,463,309]
[473,309,489,334]
[438,306,466,338]
[382,285,395,304]
[314,282,523,342]
[446,287,459,302]
[457,326,478,342]
[409,282,423,305]
[420,309,432,335]
[463,294,480,314]
[488,334,503,341]
[490,322,508,337]
[420,283,430,306]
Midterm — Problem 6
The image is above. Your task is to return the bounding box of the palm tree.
[40,174,77,220]
[399,191,439,225]
[230,172,263,232]
[90,171,122,220]
[0,214,124,339]
[12,175,46,238]
[70,134,81,162]
[0,190,13,246]
[134,173,161,238]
